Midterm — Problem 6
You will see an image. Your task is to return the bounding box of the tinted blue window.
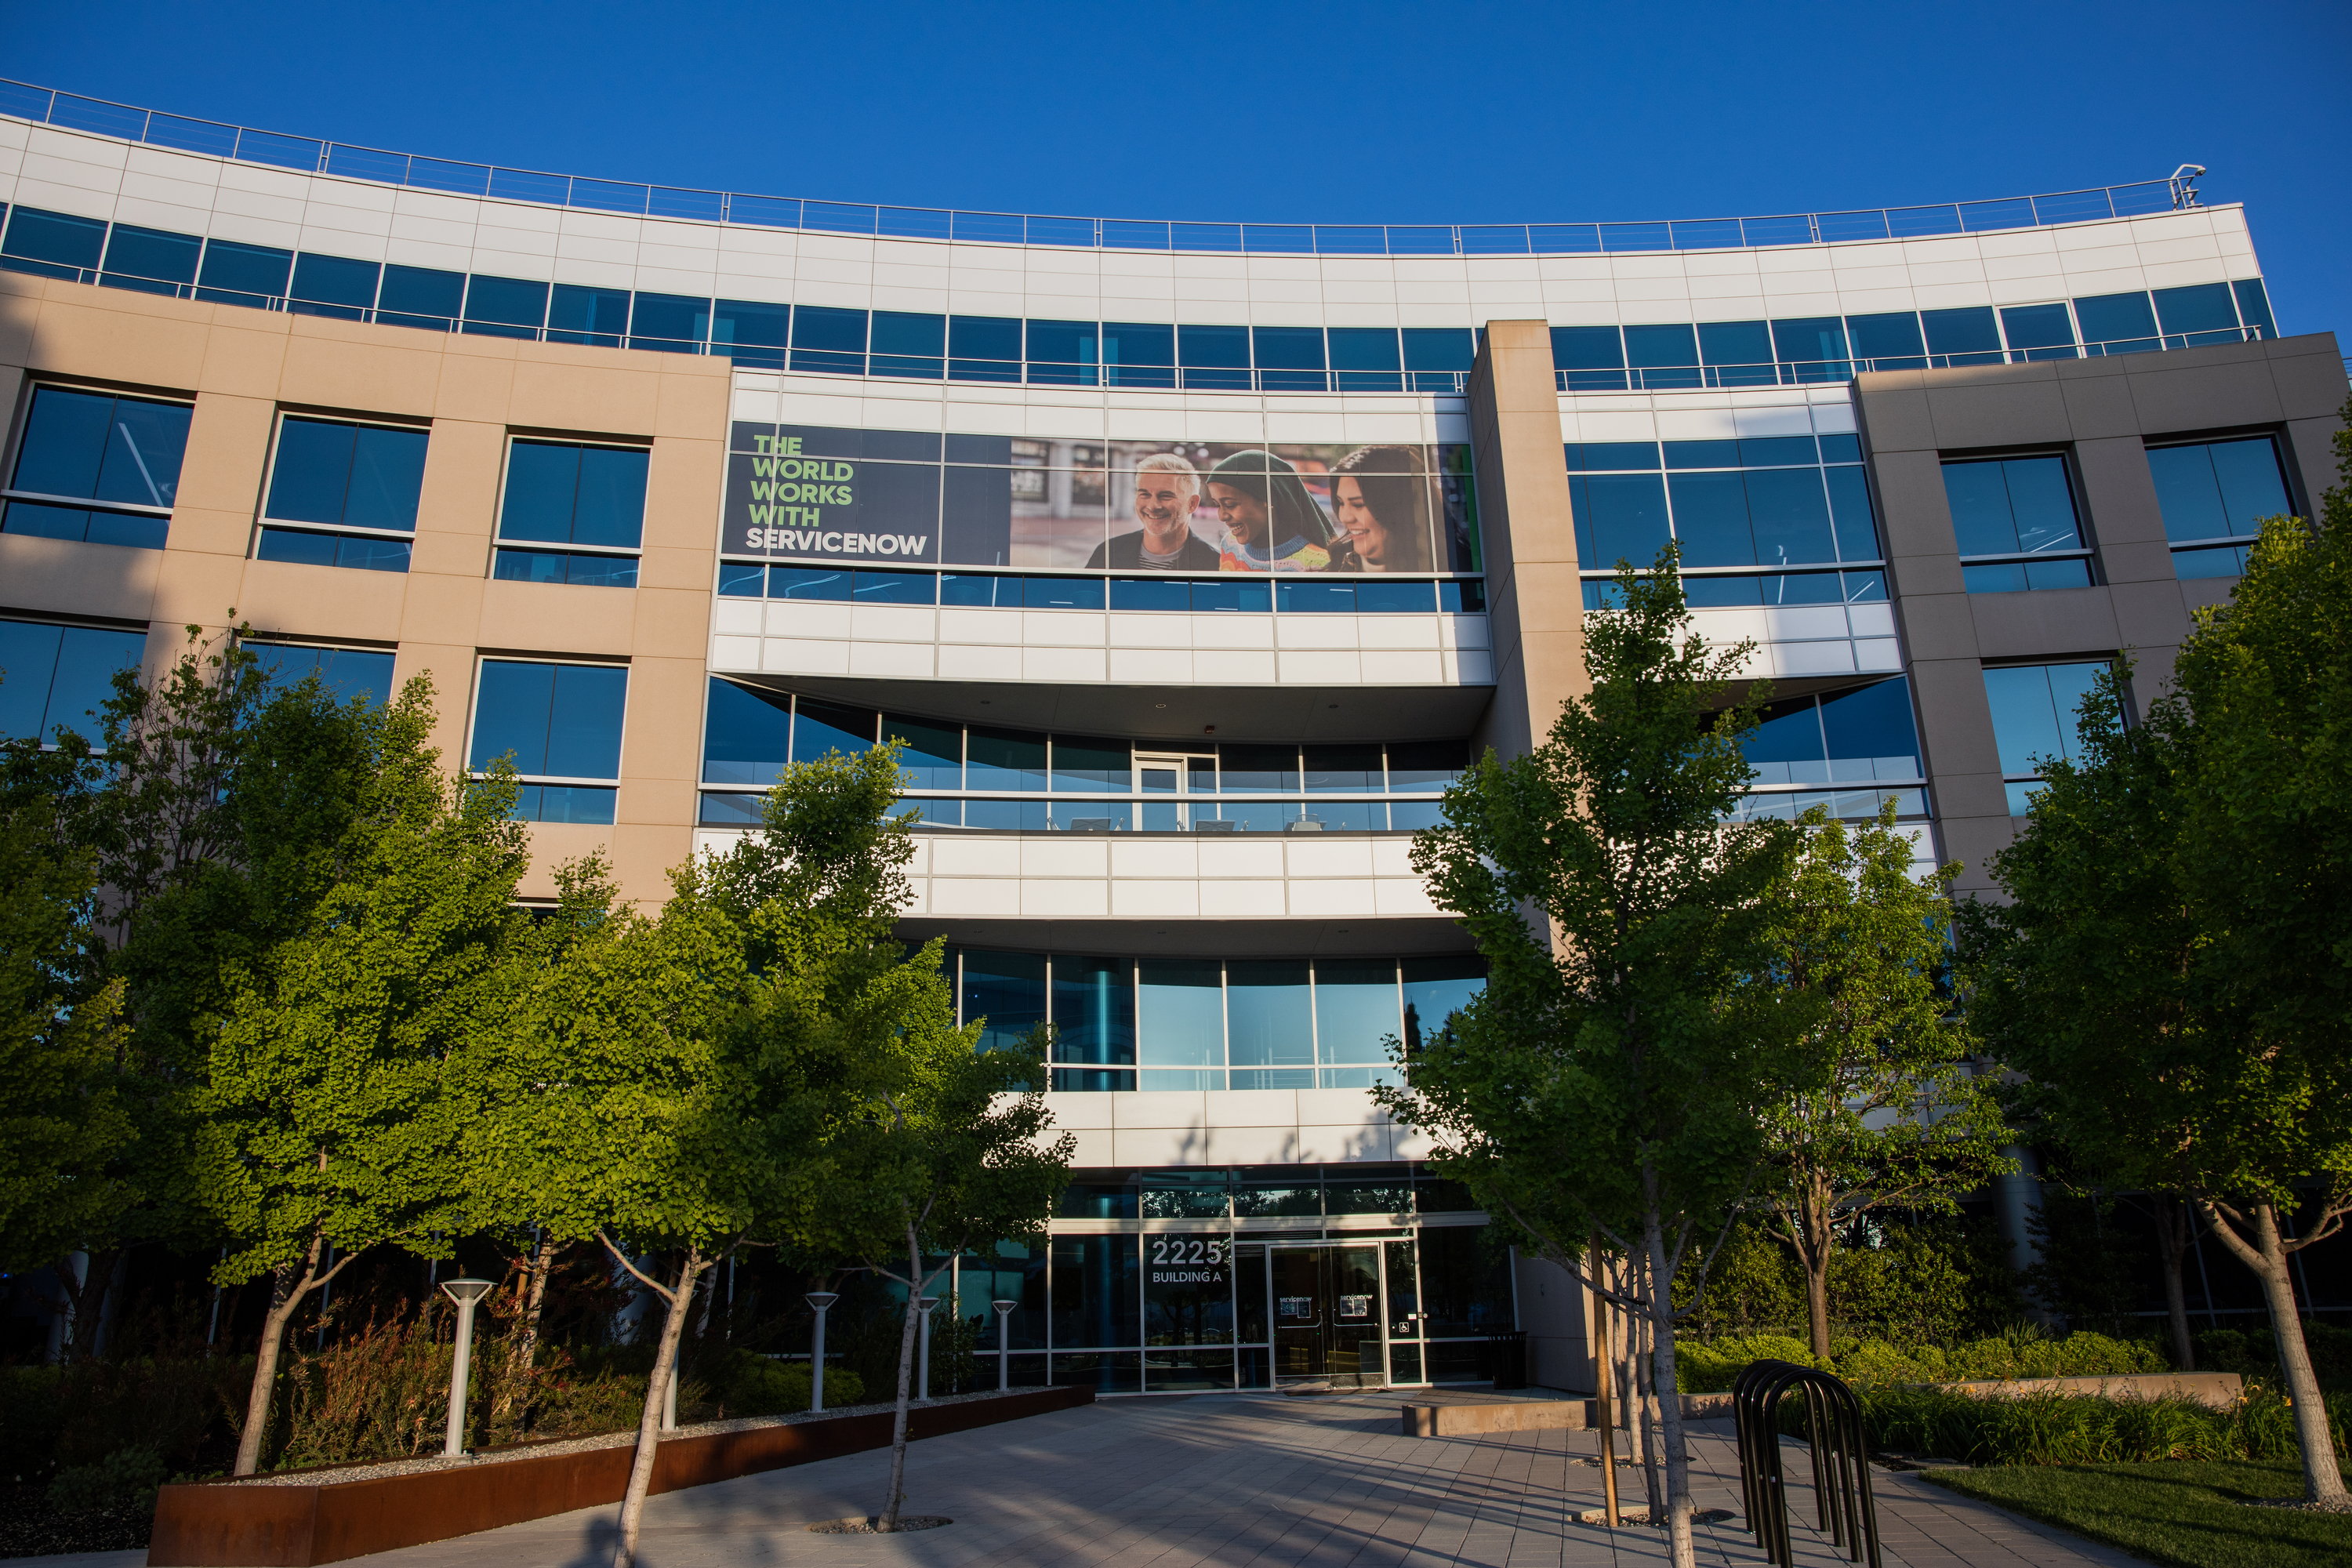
[103,225,200,289]
[1666,473,1753,567]
[1355,579,1436,613]
[376,264,463,328]
[1401,328,1475,371]
[464,274,549,334]
[870,310,945,379]
[1102,321,1176,388]
[2232,280,2276,338]
[882,712,960,790]
[547,282,630,346]
[939,572,1016,606]
[289,253,380,317]
[198,240,292,303]
[249,644,397,706]
[964,951,1048,1057]
[1999,303,2077,359]
[1772,318,1849,379]
[1742,468,1837,565]
[1984,662,2111,782]
[2073,292,2158,352]
[948,315,1020,382]
[1745,696,1828,785]
[717,562,764,597]
[1027,319,1097,365]
[1552,326,1626,390]
[1624,324,1699,388]
[1941,456,2080,557]
[1820,434,1863,463]
[1846,312,1926,367]
[1824,466,1879,561]
[1178,325,1249,368]
[1328,328,1401,370]
[631,292,710,352]
[2,208,105,274]
[702,677,793,786]
[1226,960,1313,1073]
[256,528,408,572]
[1053,956,1135,1068]
[11,387,193,509]
[1664,440,1740,470]
[1740,437,1820,467]
[1697,321,1774,385]
[790,303,865,351]
[2147,438,2289,543]
[470,660,626,781]
[1109,576,1188,612]
[1188,578,1270,612]
[1570,473,1671,568]
[1400,956,1483,1052]
[1566,442,1661,471]
[769,565,854,600]
[2152,283,2239,341]
[793,698,875,764]
[1922,307,2003,365]
[967,724,1046,792]
[1313,959,1399,1065]
[1276,580,1354,613]
[1253,325,1326,389]
[499,441,647,550]
[0,620,145,742]
[1818,678,1920,779]
[1023,575,1104,610]
[1051,735,1129,792]
[713,299,790,365]
[266,418,426,532]
[851,568,936,604]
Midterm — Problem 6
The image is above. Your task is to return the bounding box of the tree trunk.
[879,1218,926,1532]
[1634,1295,1664,1519]
[1642,1174,1697,1568]
[234,1239,326,1477]
[518,1236,555,1371]
[611,1248,701,1568]
[60,1247,125,1361]
[1605,1252,1651,1508]
[2151,1198,2196,1371]
[2201,1198,2345,1504]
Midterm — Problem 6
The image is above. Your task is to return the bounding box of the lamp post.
[993,1299,1018,1392]
[438,1277,495,1458]
[805,1292,837,1412]
[915,1296,939,1402]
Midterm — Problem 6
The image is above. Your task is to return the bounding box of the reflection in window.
[1983,662,2118,815]
[492,439,648,588]
[3,387,192,550]
[466,659,627,823]
[246,643,396,707]
[1942,455,2092,593]
[257,416,426,574]
[0,620,146,743]
[2147,436,2292,583]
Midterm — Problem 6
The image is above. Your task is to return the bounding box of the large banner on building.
[724,423,1479,574]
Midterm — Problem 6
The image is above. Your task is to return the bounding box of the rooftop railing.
[0,78,2209,258]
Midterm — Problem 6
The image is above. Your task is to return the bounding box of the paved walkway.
[44,1390,2142,1568]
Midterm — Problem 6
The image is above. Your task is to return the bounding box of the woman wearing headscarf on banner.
[1206,449,1338,572]
[1322,445,1431,572]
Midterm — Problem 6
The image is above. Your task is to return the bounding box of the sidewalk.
[34,1389,2140,1567]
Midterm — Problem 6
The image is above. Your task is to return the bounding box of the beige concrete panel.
[172,394,275,532]
[0,280,39,364]
[617,659,706,789]
[520,822,619,900]
[231,558,408,644]
[142,550,249,632]
[619,776,698,829]
[639,544,716,593]
[0,533,162,622]
[280,324,447,418]
[430,340,528,427]
[651,364,735,439]
[155,506,259,561]
[395,570,491,652]
[24,286,213,392]
[388,639,485,771]
[604,823,696,907]
[412,419,506,552]
[630,585,716,661]
[474,579,637,657]
[194,319,292,401]
[505,354,664,438]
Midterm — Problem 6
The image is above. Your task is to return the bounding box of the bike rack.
[1731,1359,1882,1568]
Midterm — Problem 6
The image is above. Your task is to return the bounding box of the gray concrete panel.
[1890,590,1980,662]
[2125,359,2286,439]
[2056,362,2148,441]
[1922,373,2072,451]
[2072,435,2172,552]
[2281,416,2343,514]
[2266,334,2352,419]
[1853,373,1937,452]
[1968,588,2119,660]
[1871,449,1963,560]
[2107,579,2195,661]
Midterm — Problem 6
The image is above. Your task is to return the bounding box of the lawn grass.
[1925,1458,2352,1568]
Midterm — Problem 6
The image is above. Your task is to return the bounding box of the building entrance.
[1269,1243,1384,1386]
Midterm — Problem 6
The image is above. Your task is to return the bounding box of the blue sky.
[5,1,2347,343]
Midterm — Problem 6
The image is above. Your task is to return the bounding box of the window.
[2146,436,2292,579]
[1730,677,1929,826]
[1940,455,2092,592]
[254,415,427,572]
[245,643,397,706]
[466,659,628,823]
[1983,662,2118,815]
[0,619,146,743]
[1566,435,1879,597]
[4,387,191,550]
[492,439,648,587]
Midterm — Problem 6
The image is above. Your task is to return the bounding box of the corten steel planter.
[149,1386,1094,1567]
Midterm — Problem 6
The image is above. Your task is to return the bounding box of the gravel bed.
[230,1387,1056,1488]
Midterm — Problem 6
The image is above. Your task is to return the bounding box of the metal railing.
[0,78,2206,258]
[1558,326,2269,390]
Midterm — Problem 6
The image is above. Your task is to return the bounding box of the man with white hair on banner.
[1089,452,1222,570]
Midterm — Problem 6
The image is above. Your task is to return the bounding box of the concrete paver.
[54,1391,2140,1568]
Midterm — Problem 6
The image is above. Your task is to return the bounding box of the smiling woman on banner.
[1322,445,1429,573]
[1206,450,1336,572]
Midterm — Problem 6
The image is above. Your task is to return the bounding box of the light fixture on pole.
[805,1292,838,1412]
[915,1295,939,1402]
[437,1277,495,1458]
[992,1299,1018,1392]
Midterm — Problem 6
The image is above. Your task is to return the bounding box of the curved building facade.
[2,89,2343,1388]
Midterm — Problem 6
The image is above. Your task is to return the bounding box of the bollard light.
[993,1299,1018,1392]
[805,1292,838,1413]
[438,1278,495,1457]
[915,1295,939,1402]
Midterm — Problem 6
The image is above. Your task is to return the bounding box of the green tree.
[1969,410,2352,1503]
[198,676,535,1474]
[789,1009,1070,1532]
[1754,804,2013,1357]
[1379,550,1798,1566]
[0,775,132,1283]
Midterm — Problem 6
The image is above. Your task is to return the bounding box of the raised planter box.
[149,1385,1093,1567]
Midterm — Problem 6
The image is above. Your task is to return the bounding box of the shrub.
[45,1445,168,1514]
[699,1350,866,1415]
[2195,1323,2352,1390]
[1825,1385,2352,1466]
[1676,1326,2168,1392]
[1676,1334,1817,1392]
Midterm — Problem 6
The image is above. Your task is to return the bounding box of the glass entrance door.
[1136,753,1215,831]
[1269,1244,1385,1386]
